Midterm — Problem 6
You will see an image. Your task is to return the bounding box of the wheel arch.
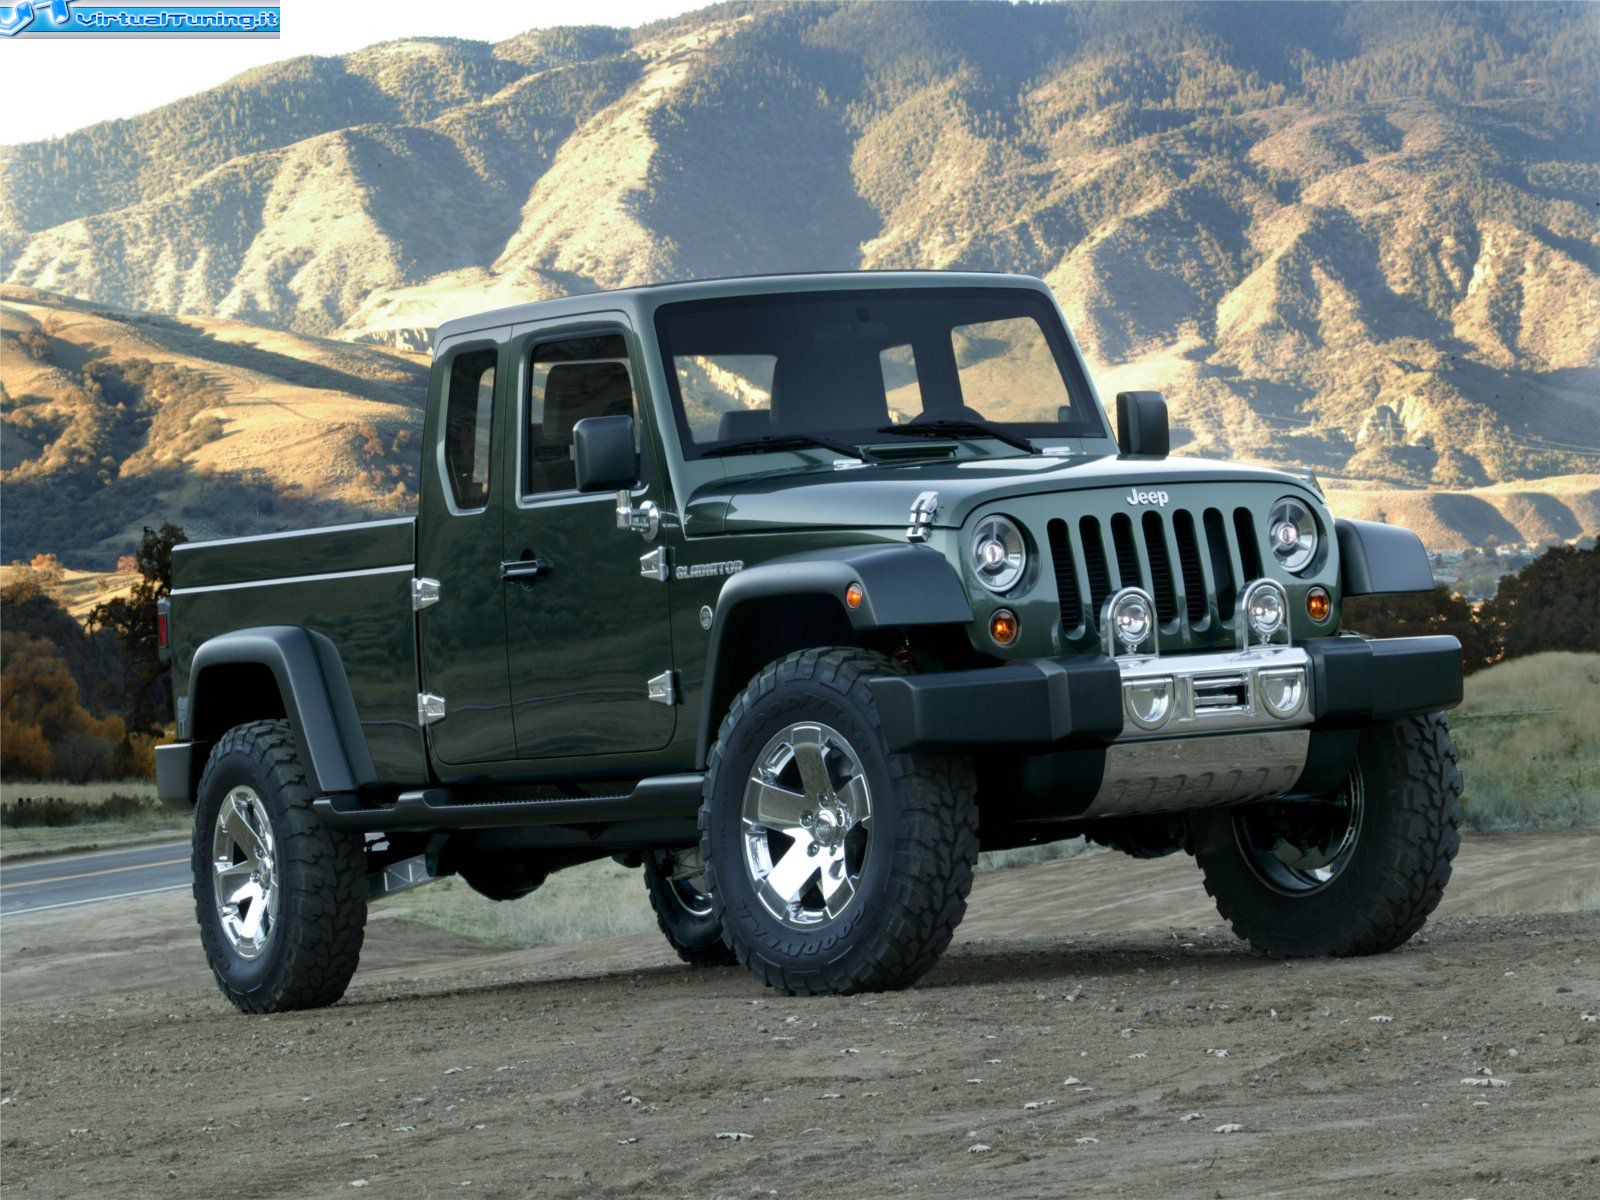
[180,626,377,804]
[694,544,973,768]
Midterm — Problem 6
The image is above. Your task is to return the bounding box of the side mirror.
[1115,391,1169,458]
[572,415,638,492]
[573,414,659,539]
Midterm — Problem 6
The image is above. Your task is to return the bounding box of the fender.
[695,543,973,767]
[181,626,377,799]
[1334,518,1435,596]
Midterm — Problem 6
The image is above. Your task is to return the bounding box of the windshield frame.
[652,285,1107,463]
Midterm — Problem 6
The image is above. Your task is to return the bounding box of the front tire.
[701,648,978,995]
[192,720,367,1012]
[1192,712,1463,958]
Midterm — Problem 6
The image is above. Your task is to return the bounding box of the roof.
[431,269,1050,346]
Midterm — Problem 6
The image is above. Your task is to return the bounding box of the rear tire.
[1192,712,1462,957]
[701,648,978,996]
[643,849,734,966]
[192,720,367,1012]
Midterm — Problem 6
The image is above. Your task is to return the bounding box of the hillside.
[0,287,426,565]
[2,1,1598,559]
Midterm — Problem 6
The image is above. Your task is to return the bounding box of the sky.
[0,0,702,145]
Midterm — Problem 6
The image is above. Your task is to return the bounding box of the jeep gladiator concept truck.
[156,272,1463,1011]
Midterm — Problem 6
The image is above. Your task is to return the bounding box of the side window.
[526,333,636,496]
[672,353,776,443]
[952,316,1071,423]
[879,343,924,424]
[442,347,497,510]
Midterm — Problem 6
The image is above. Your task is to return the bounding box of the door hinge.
[646,670,679,707]
[640,547,670,582]
[412,577,441,610]
[416,692,447,726]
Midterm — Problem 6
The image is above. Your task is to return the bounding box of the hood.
[683,453,1312,536]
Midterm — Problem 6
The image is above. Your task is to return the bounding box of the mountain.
[2,1,1598,559]
[1,287,426,565]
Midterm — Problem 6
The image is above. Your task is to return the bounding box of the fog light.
[989,608,1019,646]
[1258,667,1306,719]
[1102,587,1158,657]
[1112,593,1152,650]
[1305,586,1331,622]
[1247,585,1285,639]
[1124,677,1175,730]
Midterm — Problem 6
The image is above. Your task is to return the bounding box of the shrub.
[0,791,165,828]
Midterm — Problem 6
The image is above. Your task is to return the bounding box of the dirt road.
[3,832,1597,1199]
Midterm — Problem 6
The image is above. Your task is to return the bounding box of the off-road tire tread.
[193,720,367,1012]
[700,648,978,995]
[1197,712,1462,958]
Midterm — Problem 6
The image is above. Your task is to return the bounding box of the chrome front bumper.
[1113,645,1311,740]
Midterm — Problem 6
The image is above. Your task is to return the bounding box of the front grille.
[1048,503,1261,644]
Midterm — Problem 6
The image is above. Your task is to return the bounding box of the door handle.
[500,555,551,583]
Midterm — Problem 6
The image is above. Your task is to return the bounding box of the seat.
[769,348,888,434]
[717,409,771,441]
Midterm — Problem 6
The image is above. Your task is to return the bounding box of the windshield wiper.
[702,432,880,463]
[876,419,1036,454]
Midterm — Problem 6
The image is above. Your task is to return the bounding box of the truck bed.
[168,517,427,785]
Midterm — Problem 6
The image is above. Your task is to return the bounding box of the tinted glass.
[525,333,635,495]
[655,288,1101,458]
[442,347,496,509]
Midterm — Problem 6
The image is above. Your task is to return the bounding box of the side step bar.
[313,773,704,832]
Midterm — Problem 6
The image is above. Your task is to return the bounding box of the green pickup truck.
[157,271,1463,1012]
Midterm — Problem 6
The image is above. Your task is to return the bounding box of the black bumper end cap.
[869,657,1123,754]
[1305,634,1464,725]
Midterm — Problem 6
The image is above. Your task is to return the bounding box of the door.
[416,331,517,765]
[500,326,676,760]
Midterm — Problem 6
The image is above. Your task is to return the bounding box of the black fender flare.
[185,626,376,797]
[695,543,973,766]
[1334,518,1435,596]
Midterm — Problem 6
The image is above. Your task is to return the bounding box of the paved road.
[0,841,190,918]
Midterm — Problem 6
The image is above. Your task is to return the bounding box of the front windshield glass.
[654,287,1105,460]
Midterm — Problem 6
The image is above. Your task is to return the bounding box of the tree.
[1341,585,1499,674]
[87,523,186,740]
[1480,544,1599,660]
[0,633,126,781]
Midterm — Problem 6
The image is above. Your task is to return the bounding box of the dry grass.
[1453,652,1600,830]
[0,779,184,859]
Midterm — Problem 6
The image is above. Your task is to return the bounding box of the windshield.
[654,287,1105,460]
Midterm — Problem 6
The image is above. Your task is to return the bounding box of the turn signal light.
[1306,587,1331,622]
[845,582,864,610]
[989,609,1019,646]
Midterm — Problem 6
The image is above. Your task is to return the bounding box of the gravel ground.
[2,833,1597,1199]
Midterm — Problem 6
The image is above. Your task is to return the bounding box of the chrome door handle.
[500,556,551,582]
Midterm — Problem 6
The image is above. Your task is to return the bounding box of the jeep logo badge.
[1126,487,1170,507]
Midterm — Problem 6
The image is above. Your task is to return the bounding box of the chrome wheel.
[741,722,872,929]
[211,786,280,959]
[657,847,714,918]
[1234,766,1366,895]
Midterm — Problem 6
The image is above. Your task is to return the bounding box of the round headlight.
[1268,497,1318,574]
[970,515,1026,593]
